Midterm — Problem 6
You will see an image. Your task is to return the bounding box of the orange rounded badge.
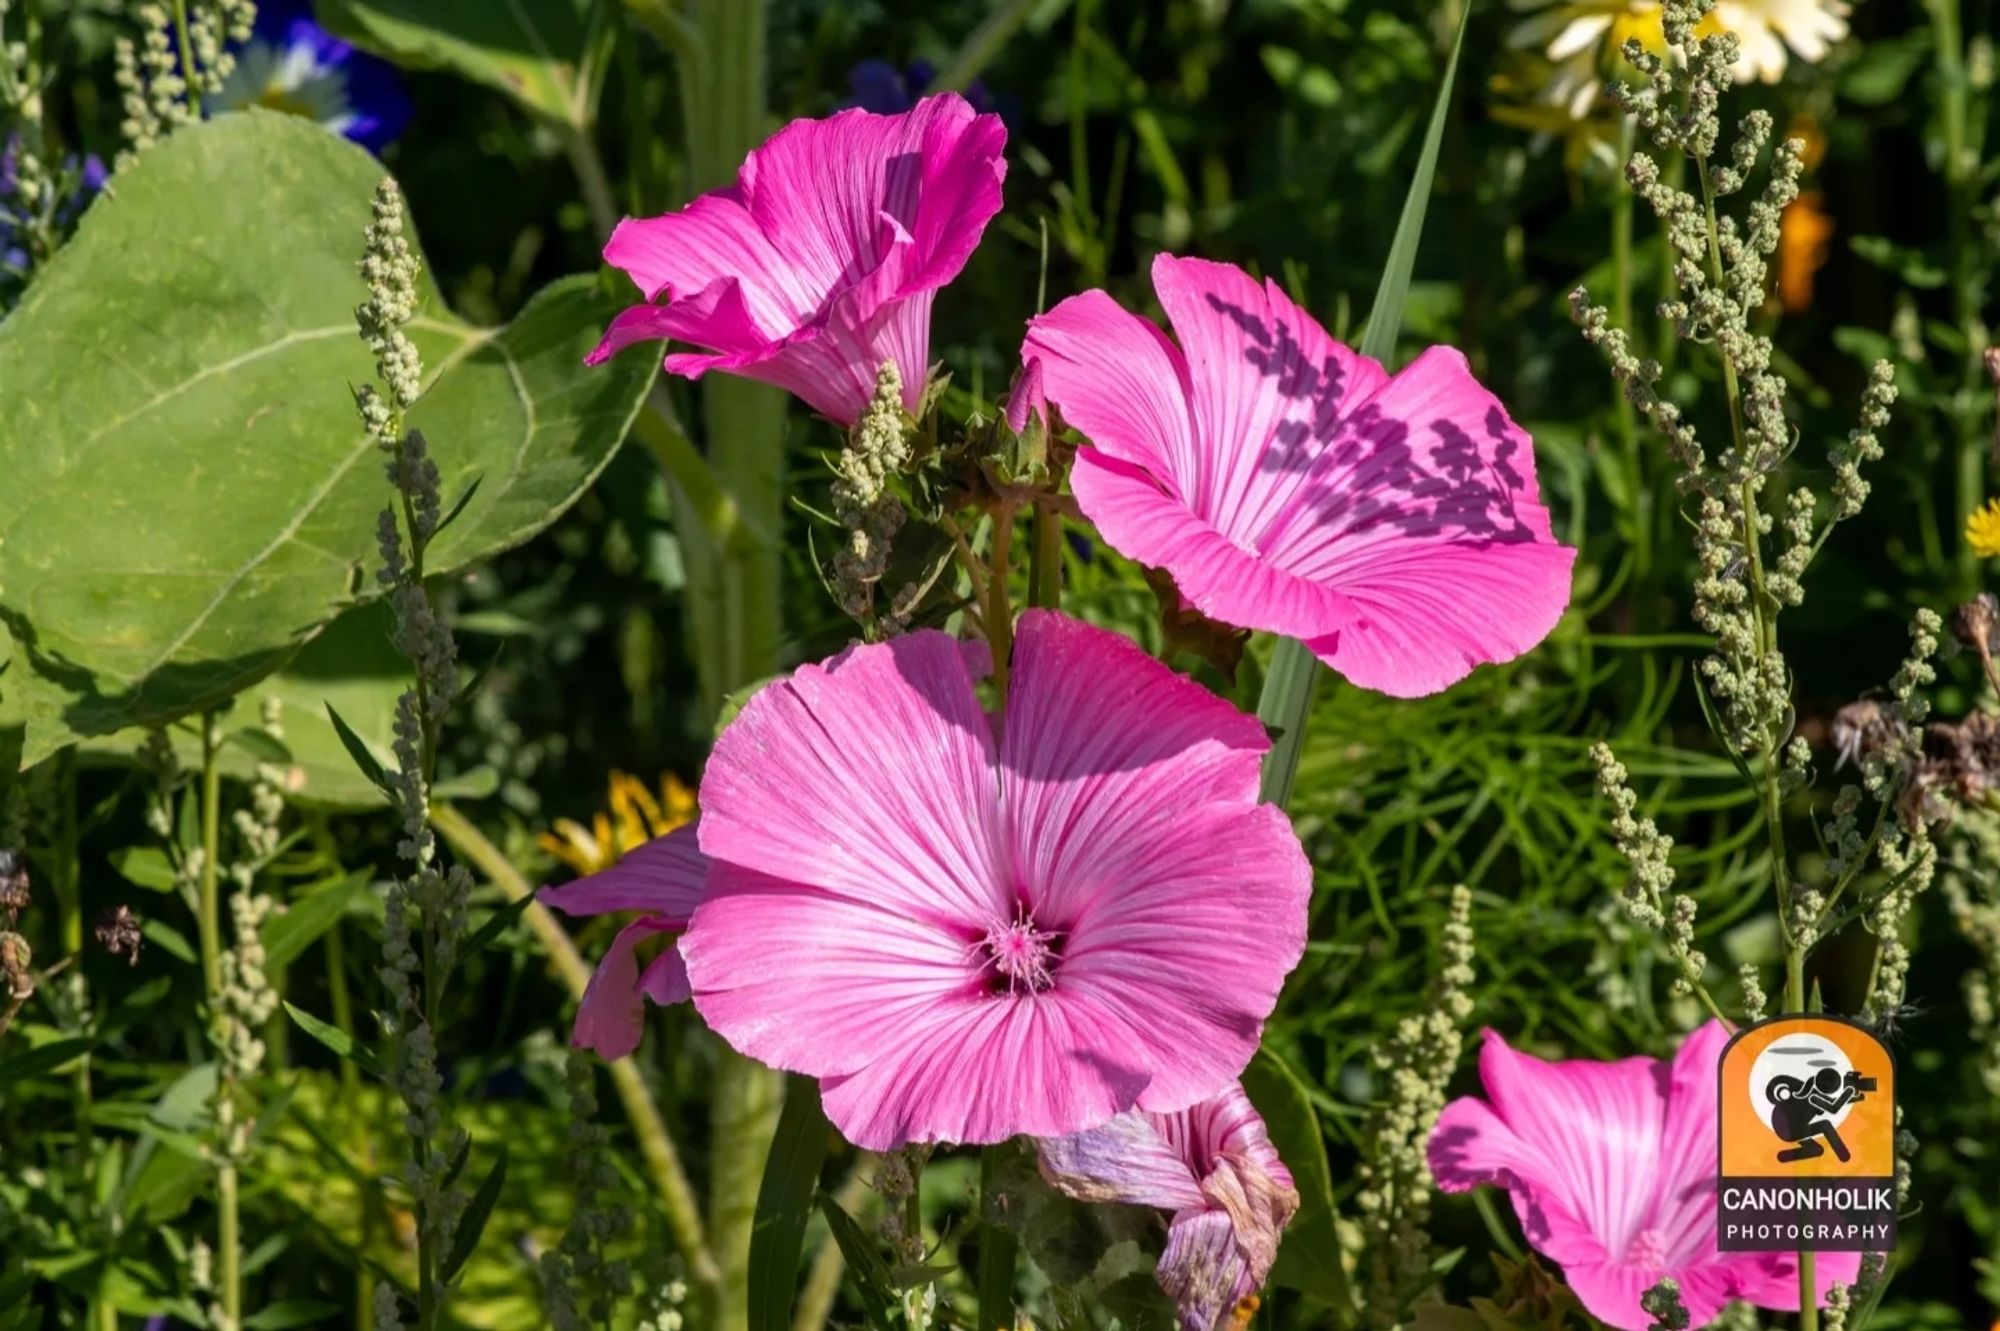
[1717,1015,1896,1252]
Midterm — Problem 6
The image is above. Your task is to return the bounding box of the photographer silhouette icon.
[1764,1065,1877,1163]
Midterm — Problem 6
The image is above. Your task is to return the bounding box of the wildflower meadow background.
[1,1,1997,1329]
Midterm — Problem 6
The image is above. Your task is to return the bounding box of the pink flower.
[1038,1083,1300,1331]
[1428,1021,1860,1329]
[585,92,1007,426]
[1020,255,1576,697]
[679,609,1311,1149]
[538,824,709,1059]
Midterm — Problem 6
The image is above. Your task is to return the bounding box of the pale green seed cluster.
[1821,1282,1850,1331]
[0,0,53,267]
[1356,884,1476,1326]
[355,176,474,1321]
[1736,962,1767,1023]
[1945,813,2000,1097]
[539,1052,633,1330]
[1576,0,1898,760]
[1591,743,1707,996]
[831,361,915,633]
[111,0,256,163]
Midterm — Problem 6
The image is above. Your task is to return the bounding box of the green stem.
[427,803,722,1293]
[1611,116,1648,599]
[975,1146,1018,1331]
[560,126,622,243]
[170,0,201,118]
[986,505,1017,700]
[1028,501,1062,610]
[196,718,241,1328]
[792,1159,873,1331]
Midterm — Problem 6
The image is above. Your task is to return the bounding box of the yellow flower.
[539,771,697,876]
[1505,0,1848,118]
[1968,499,2000,559]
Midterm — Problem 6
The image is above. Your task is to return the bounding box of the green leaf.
[0,112,654,766]
[242,1301,341,1330]
[317,0,604,128]
[86,602,494,809]
[140,918,197,965]
[282,1001,384,1079]
[460,890,537,958]
[747,1074,832,1331]
[1243,1046,1351,1307]
[326,700,393,798]
[1254,4,1468,809]
[149,1063,219,1134]
[262,871,371,970]
[109,846,179,893]
[816,1193,899,1331]
[0,1036,93,1081]
[441,1146,509,1285]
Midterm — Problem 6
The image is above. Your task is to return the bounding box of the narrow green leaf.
[1242,1046,1350,1308]
[242,1300,340,1330]
[0,1037,93,1081]
[434,474,483,540]
[976,1146,1020,1331]
[281,1001,384,1079]
[262,872,370,971]
[747,1074,832,1331]
[325,701,393,797]
[228,727,294,765]
[816,1193,899,1331]
[1254,3,1471,809]
[460,891,537,958]
[441,1146,508,1284]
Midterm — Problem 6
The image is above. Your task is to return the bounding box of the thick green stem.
[426,803,722,1292]
[975,1146,1019,1331]
[711,1053,785,1331]
[1028,501,1062,610]
[196,719,241,1328]
[986,505,1018,700]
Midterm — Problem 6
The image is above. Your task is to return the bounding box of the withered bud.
[1951,593,2000,654]
[95,905,143,967]
[0,931,31,999]
[1985,346,2000,388]
[1830,700,1893,771]
[0,849,27,927]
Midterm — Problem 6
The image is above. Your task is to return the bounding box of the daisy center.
[1622,1227,1669,1270]
[980,913,1061,995]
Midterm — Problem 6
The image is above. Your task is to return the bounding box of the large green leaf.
[83,602,494,809]
[0,111,652,766]
[316,0,604,128]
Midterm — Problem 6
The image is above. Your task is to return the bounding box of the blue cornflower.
[1,136,108,282]
[847,58,996,117]
[209,0,409,150]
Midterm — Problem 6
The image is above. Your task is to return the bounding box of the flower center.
[1622,1227,1669,1270]
[980,912,1060,995]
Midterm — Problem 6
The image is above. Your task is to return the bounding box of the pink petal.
[571,916,679,1060]
[1022,289,1198,477]
[697,630,1008,927]
[1033,257,1575,697]
[682,869,978,1083]
[1650,1020,1733,1263]
[538,822,708,922]
[1428,1094,1608,1268]
[1037,1110,1207,1211]
[1004,356,1046,435]
[815,984,1159,1148]
[641,941,692,1006]
[1149,254,1389,537]
[1001,611,1309,1113]
[592,93,1005,425]
[1472,1027,1669,1259]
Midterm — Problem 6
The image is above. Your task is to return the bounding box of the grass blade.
[1255,2,1473,809]
[746,1073,832,1331]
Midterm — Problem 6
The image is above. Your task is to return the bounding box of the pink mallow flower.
[538,824,708,1060]
[585,92,1006,426]
[1428,1021,1860,1329]
[679,609,1311,1149]
[1021,255,1576,698]
[1038,1083,1300,1331]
